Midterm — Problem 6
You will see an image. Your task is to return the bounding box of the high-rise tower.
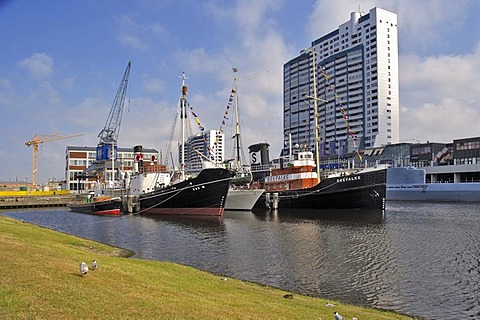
[283,7,399,158]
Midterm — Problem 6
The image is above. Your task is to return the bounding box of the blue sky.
[1,0,480,184]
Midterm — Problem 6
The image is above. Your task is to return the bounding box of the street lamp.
[301,47,327,182]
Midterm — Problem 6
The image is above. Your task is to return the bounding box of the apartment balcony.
[335,68,348,77]
[346,60,360,69]
[348,99,363,107]
[349,80,363,89]
[335,74,347,83]
[346,118,363,127]
[348,102,363,110]
[346,120,363,129]
[348,106,364,115]
[348,88,363,96]
[348,72,363,82]
[325,61,335,69]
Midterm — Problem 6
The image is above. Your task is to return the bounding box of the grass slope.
[0,216,415,319]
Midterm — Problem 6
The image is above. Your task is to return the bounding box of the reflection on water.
[252,208,386,223]
[3,203,480,319]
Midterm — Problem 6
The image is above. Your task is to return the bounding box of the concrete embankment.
[0,191,78,210]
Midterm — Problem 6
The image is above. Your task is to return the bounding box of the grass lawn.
[0,215,416,319]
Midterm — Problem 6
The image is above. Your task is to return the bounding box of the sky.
[1,0,480,184]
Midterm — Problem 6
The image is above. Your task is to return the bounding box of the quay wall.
[0,192,77,210]
[0,190,71,197]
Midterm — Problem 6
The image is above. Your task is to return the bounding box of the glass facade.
[283,7,399,159]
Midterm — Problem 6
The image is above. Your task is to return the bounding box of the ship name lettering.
[336,176,361,183]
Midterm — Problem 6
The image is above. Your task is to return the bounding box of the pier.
[0,195,76,210]
[0,190,77,210]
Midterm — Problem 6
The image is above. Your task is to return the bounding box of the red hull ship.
[68,196,123,216]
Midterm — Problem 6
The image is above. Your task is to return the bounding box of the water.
[3,202,480,319]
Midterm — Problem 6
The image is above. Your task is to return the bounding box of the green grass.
[0,216,416,319]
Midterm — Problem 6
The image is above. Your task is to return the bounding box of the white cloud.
[143,77,166,93]
[120,97,176,151]
[308,0,472,52]
[171,0,289,156]
[19,53,54,78]
[119,33,148,51]
[399,43,480,142]
[0,77,11,89]
[393,1,470,51]
[116,14,168,51]
[70,97,110,129]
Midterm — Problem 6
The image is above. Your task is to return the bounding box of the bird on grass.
[92,260,98,270]
[334,311,343,320]
[80,261,88,275]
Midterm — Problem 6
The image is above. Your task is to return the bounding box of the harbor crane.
[78,61,131,180]
[25,132,83,186]
[96,61,131,162]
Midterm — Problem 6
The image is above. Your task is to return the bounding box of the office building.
[283,7,399,158]
[65,146,158,192]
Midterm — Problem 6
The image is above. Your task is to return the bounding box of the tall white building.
[283,7,399,158]
[184,130,225,173]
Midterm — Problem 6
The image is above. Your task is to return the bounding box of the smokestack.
[134,145,143,172]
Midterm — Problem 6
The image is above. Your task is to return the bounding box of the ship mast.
[312,52,320,183]
[302,47,324,183]
[232,68,241,171]
[180,72,188,181]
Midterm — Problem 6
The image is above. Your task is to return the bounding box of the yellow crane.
[25,132,83,186]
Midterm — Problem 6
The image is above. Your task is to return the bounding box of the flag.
[329,141,335,155]
[339,140,345,158]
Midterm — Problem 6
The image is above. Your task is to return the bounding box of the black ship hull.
[256,168,387,210]
[139,168,231,217]
[68,197,123,216]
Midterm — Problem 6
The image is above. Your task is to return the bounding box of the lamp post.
[302,47,327,182]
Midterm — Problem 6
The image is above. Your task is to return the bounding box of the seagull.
[80,261,88,275]
[334,312,343,320]
[92,260,98,270]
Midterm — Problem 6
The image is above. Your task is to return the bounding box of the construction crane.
[25,132,83,186]
[96,61,131,162]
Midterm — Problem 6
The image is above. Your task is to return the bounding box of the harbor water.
[3,201,480,319]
